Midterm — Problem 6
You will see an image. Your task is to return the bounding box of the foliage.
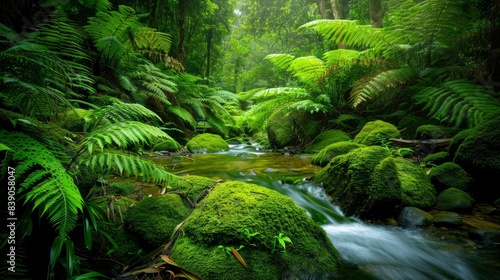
[272,232,292,253]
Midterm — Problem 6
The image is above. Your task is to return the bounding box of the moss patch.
[186,133,229,153]
[394,157,436,209]
[152,139,182,152]
[353,120,400,146]
[311,141,365,167]
[170,175,217,201]
[305,130,352,153]
[429,162,471,192]
[125,194,191,248]
[170,181,339,279]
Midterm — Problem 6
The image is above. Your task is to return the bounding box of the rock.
[429,162,472,192]
[304,130,352,153]
[311,141,365,167]
[395,157,436,209]
[186,133,229,153]
[436,188,474,212]
[468,230,500,245]
[397,207,434,228]
[170,181,340,280]
[353,120,401,146]
[432,211,462,227]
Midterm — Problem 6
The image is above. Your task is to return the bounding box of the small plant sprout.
[239,228,260,246]
[272,232,292,253]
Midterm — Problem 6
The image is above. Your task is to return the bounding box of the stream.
[153,143,500,280]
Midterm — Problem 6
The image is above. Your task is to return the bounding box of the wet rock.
[431,211,462,227]
[468,230,500,245]
[429,162,472,192]
[397,207,434,228]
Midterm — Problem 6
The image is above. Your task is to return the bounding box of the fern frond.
[250,87,307,101]
[286,99,328,114]
[350,67,419,107]
[264,54,295,71]
[166,106,197,127]
[79,151,179,184]
[415,80,500,127]
[132,27,172,53]
[0,130,83,237]
[288,56,326,86]
[323,49,360,65]
[81,121,172,153]
[83,102,162,131]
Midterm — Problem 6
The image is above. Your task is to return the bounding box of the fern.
[0,130,83,237]
[79,151,179,184]
[415,80,500,127]
[83,102,162,131]
[265,54,295,71]
[350,67,419,107]
[288,56,326,86]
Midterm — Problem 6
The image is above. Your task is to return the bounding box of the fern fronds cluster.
[0,130,83,238]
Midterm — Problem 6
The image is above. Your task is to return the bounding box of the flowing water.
[153,143,500,280]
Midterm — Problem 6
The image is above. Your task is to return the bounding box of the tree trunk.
[148,0,157,28]
[330,0,343,19]
[177,0,187,66]
[316,0,333,19]
[369,0,383,28]
[205,28,213,82]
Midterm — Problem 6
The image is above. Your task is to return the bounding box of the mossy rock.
[415,125,462,140]
[448,129,473,156]
[311,141,365,167]
[394,157,436,209]
[170,181,339,279]
[152,139,182,152]
[170,175,217,201]
[429,162,471,192]
[353,120,400,146]
[435,188,474,212]
[186,133,229,153]
[305,130,352,153]
[314,146,400,217]
[422,151,451,166]
[266,109,314,148]
[125,194,191,248]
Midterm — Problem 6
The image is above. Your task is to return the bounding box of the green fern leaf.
[0,130,83,237]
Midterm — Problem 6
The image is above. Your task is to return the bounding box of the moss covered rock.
[453,115,500,200]
[152,139,182,152]
[311,141,365,167]
[305,130,352,153]
[415,125,462,140]
[186,133,229,153]
[394,157,436,209]
[170,181,339,279]
[314,146,400,217]
[422,151,451,166]
[429,162,471,192]
[353,120,400,146]
[126,194,191,248]
[435,188,474,212]
[170,175,217,202]
[397,115,427,139]
[266,109,315,148]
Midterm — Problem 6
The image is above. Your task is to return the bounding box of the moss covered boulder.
[170,175,217,202]
[125,194,191,248]
[314,146,401,217]
[170,181,339,279]
[311,141,365,167]
[305,130,352,153]
[152,139,182,152]
[435,188,474,212]
[186,133,229,153]
[266,109,314,148]
[395,157,436,209]
[429,162,471,192]
[415,125,462,140]
[453,115,500,201]
[353,120,400,146]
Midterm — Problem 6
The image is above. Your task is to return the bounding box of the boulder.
[311,141,365,167]
[435,188,474,212]
[170,181,339,280]
[186,133,229,153]
[305,130,352,153]
[397,207,434,228]
[429,162,472,192]
[395,157,436,209]
[353,120,401,146]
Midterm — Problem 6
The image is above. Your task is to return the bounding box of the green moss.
[314,146,394,217]
[415,125,462,139]
[311,141,365,167]
[107,181,137,196]
[429,162,471,192]
[353,120,400,146]
[186,133,229,153]
[394,158,436,209]
[368,157,403,215]
[171,181,339,279]
[448,129,473,156]
[125,194,191,247]
[305,130,352,153]
[422,151,451,166]
[170,175,217,201]
[436,188,474,212]
[397,115,427,139]
[152,139,182,152]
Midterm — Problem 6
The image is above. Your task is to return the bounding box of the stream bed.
[152,143,500,280]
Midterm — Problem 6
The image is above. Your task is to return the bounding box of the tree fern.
[0,130,83,238]
[415,80,500,127]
